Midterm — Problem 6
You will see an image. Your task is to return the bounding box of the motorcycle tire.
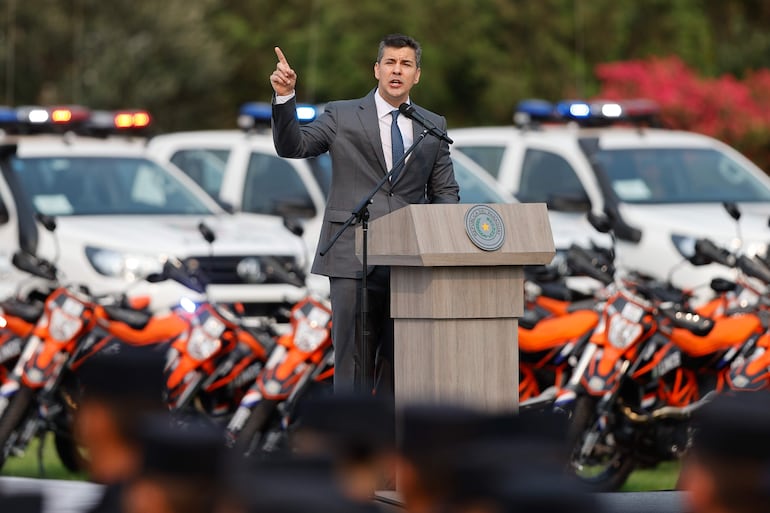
[232,399,279,457]
[567,396,636,492]
[0,385,35,468]
[54,432,88,474]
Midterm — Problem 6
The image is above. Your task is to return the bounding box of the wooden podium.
[356,203,554,412]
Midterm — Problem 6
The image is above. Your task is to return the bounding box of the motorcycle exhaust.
[621,392,716,423]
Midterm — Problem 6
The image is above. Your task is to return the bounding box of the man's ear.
[414,68,421,85]
[374,62,381,80]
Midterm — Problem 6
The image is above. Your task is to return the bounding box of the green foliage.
[2,0,770,134]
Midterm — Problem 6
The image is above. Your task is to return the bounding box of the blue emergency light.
[0,106,17,125]
[237,101,319,131]
[515,98,660,127]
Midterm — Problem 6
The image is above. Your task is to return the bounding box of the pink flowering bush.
[595,57,770,173]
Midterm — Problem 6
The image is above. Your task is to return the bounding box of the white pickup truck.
[0,106,309,321]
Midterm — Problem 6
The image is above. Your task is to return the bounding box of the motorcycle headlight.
[186,316,225,361]
[48,308,84,342]
[606,314,643,350]
[186,327,222,361]
[293,321,328,352]
[85,246,164,280]
[292,306,331,353]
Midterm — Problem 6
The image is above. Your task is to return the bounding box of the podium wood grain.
[355,204,554,412]
[394,318,519,411]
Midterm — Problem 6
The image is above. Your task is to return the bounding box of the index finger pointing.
[274,47,290,66]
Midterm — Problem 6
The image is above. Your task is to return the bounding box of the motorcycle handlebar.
[694,239,736,268]
[736,254,770,284]
[566,245,614,286]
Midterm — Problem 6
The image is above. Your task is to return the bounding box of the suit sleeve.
[427,116,460,204]
[272,97,337,158]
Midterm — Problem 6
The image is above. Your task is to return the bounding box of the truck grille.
[182,255,299,285]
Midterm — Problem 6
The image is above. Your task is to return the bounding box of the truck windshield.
[11,156,214,216]
[595,148,770,204]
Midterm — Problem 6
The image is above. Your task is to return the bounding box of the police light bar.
[0,105,153,136]
[514,98,660,128]
[86,109,152,136]
[237,101,318,131]
[49,105,91,125]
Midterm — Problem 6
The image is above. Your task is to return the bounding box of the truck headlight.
[85,246,164,280]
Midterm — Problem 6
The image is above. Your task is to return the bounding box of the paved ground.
[0,477,102,513]
[0,477,686,513]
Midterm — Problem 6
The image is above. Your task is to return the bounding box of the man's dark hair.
[377,34,422,68]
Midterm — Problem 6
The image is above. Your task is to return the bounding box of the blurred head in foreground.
[75,347,166,484]
[679,391,770,513]
[290,393,396,501]
[123,415,225,513]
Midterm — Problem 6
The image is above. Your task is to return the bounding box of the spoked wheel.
[567,396,636,492]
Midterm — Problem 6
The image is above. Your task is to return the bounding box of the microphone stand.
[319,128,430,394]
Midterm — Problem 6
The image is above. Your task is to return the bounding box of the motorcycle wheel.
[567,396,636,492]
[54,432,88,474]
[0,386,35,468]
[232,399,279,456]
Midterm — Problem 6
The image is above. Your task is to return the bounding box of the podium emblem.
[464,205,505,251]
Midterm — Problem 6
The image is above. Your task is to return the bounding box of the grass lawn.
[622,460,680,491]
[0,434,85,481]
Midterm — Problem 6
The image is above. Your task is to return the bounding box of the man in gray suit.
[270,34,460,395]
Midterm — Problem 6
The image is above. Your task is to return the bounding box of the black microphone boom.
[398,103,454,144]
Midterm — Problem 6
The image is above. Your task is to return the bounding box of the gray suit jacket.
[273,90,460,278]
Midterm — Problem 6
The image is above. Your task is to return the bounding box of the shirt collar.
[374,88,410,120]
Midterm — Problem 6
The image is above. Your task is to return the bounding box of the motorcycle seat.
[670,314,761,357]
[102,304,152,330]
[519,309,598,352]
[1,300,44,324]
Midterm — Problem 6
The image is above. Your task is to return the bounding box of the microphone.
[398,103,453,144]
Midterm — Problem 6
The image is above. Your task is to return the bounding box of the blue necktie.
[390,110,404,183]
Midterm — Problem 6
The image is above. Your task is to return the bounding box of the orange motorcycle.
[225,295,333,456]
[0,251,188,469]
[519,244,613,407]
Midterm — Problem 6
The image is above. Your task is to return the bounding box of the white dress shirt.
[374,88,414,172]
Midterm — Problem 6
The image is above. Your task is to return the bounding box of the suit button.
[389,192,394,197]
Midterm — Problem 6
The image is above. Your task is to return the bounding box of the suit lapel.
[357,92,388,176]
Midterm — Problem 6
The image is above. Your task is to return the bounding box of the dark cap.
[137,414,225,480]
[446,436,588,510]
[483,409,571,463]
[0,493,44,513]
[77,344,166,407]
[229,454,377,513]
[494,471,602,513]
[692,391,770,461]
[398,403,490,462]
[294,393,395,456]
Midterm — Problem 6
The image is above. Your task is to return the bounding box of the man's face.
[374,46,421,108]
